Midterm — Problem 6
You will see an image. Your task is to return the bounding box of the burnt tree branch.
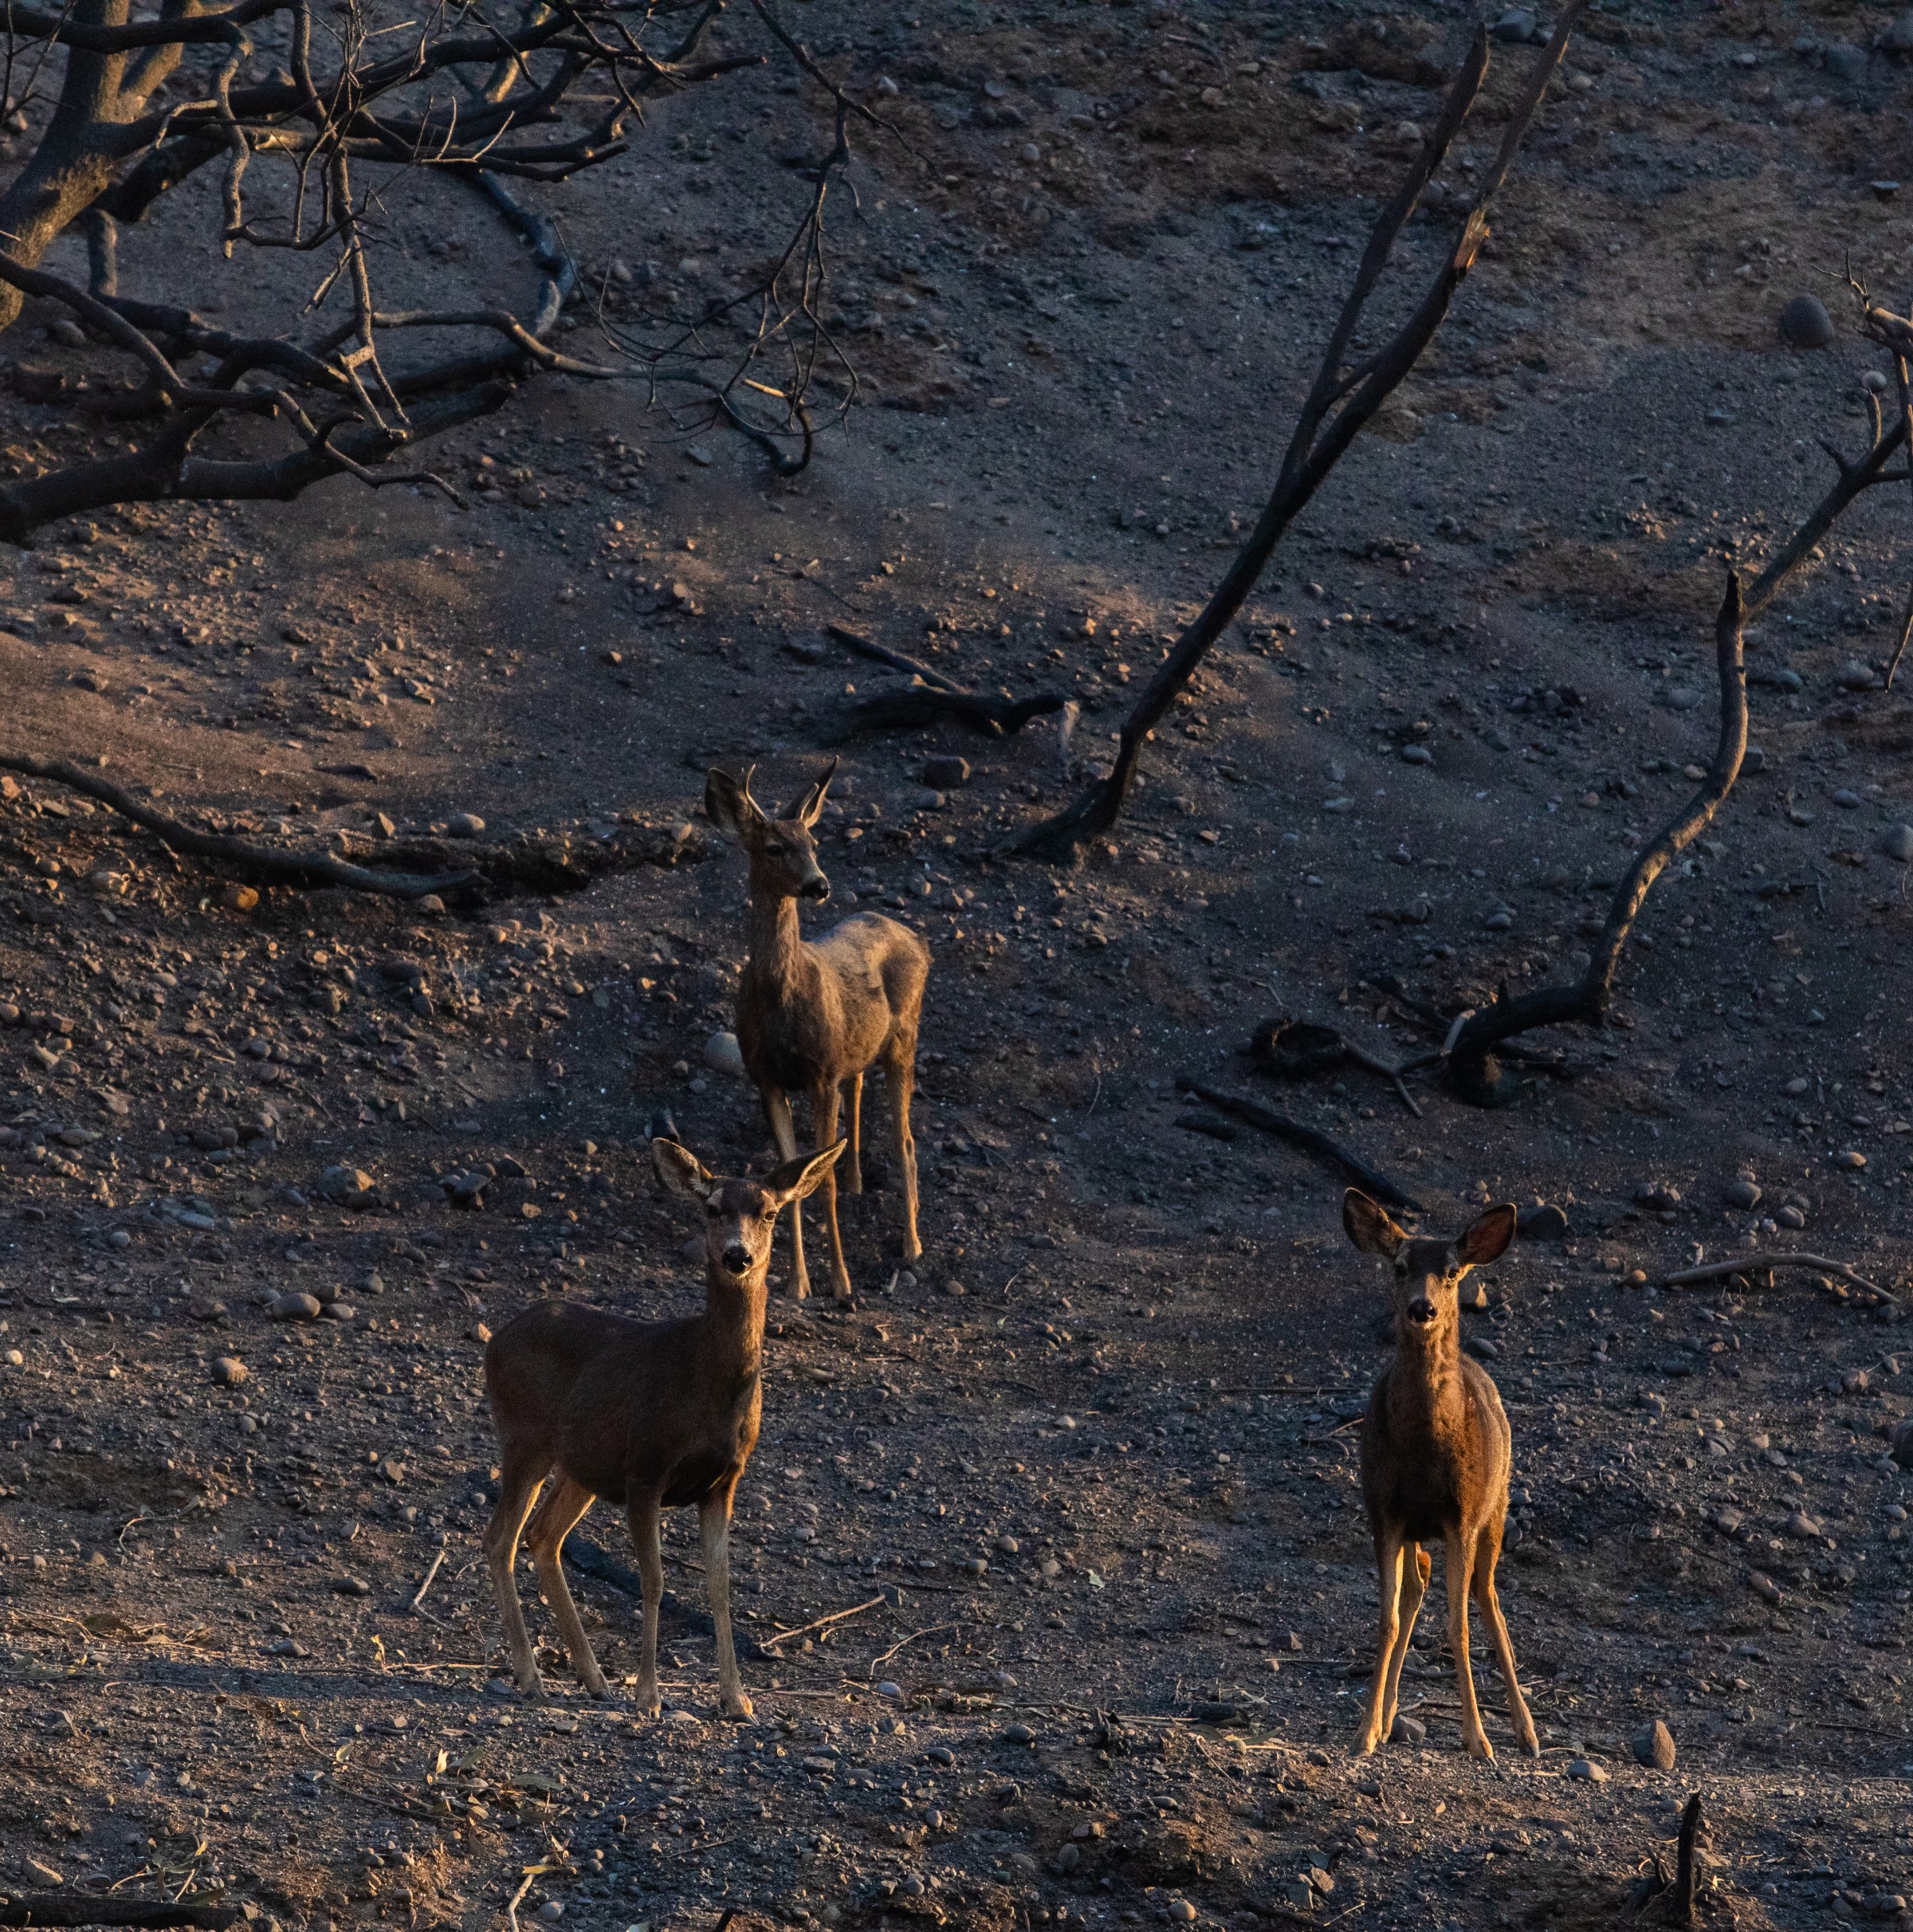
[1005,3,1589,862]
[1444,578,1747,1105]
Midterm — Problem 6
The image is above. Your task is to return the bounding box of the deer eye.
[762,840,787,856]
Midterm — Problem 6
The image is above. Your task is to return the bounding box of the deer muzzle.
[722,1242,752,1277]
[1407,1297,1436,1326]
[799,871,831,902]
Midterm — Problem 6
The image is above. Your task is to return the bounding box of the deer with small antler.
[705,759,930,1300]
[1342,1188,1540,1761]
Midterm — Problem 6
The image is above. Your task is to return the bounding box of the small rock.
[1750,1570,1785,1604]
[1888,9,1913,55]
[1883,824,1913,863]
[876,1679,904,1699]
[446,812,487,838]
[1777,293,1835,350]
[1891,1417,1913,1470]
[1838,660,1879,691]
[1823,39,1868,83]
[23,1857,65,1887]
[1833,788,1864,809]
[211,1356,247,1386]
[1001,1721,1035,1745]
[473,1322,493,1345]
[320,1302,356,1324]
[1053,1843,1081,1875]
[1389,1713,1427,1745]
[1632,1719,1677,1771]
[271,1292,323,1322]
[1165,1903,1197,1926]
[1839,1149,1868,1169]
[1516,1201,1569,1241]
[320,1164,375,1203]
[1723,1178,1762,1211]
[1785,1509,1823,1539]
[703,1031,747,1078]
[535,1905,564,1926]
[267,1637,310,1658]
[922,755,972,789]
[1400,743,1434,766]
[1566,1757,1608,1783]
[1491,6,1542,43]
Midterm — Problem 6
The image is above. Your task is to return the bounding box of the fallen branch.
[760,1593,886,1654]
[1660,1251,1899,1304]
[1248,1015,1424,1117]
[1006,5,1588,861]
[0,1904,242,1930]
[0,756,473,901]
[1172,1074,1422,1212]
[823,625,1066,739]
[410,1537,450,1616]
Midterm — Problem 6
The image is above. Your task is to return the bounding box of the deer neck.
[699,1265,769,1382]
[743,881,807,1001]
[1391,1321,1465,1424]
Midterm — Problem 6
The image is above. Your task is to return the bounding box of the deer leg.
[844,1072,864,1196]
[482,1452,552,1697]
[1445,1528,1491,1759]
[1381,1543,1429,1739]
[882,1035,922,1264]
[762,1086,810,1300]
[700,1483,752,1720]
[813,1080,854,1299]
[628,1490,664,1718]
[525,1474,609,1699]
[1359,1529,1404,1755]
[1473,1526,1539,1757]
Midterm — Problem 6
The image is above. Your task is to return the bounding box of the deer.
[705,759,930,1301]
[1341,1188,1540,1761]
[481,1134,843,1717]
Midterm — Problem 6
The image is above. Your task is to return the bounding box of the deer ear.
[653,1137,715,1201]
[768,1138,845,1205]
[1456,1203,1516,1267]
[705,766,762,843]
[785,756,839,829]
[1343,1188,1408,1259]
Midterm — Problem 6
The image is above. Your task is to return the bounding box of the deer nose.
[1407,1297,1436,1325]
[800,874,831,902]
[722,1243,751,1276]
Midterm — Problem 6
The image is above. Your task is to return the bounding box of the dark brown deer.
[1341,1188,1539,1760]
[481,1136,842,1716]
[705,760,930,1300]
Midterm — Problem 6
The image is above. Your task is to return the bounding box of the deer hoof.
[721,1690,755,1721]
[1464,1731,1495,1761]
[633,1682,662,1719]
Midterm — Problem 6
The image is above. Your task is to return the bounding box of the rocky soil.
[2,2,1913,1931]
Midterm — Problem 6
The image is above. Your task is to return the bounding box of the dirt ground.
[2,2,1913,1929]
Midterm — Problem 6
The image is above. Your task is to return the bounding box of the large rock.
[1777,293,1834,349]
[703,1031,747,1078]
[1632,1719,1677,1771]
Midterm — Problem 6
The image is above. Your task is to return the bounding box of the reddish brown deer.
[705,760,930,1300]
[1341,1188,1539,1760]
[481,1135,843,1716]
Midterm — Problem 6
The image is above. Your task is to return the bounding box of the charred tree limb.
[1660,1251,1898,1303]
[1006,5,1587,862]
[0,1899,245,1930]
[1173,1075,1422,1212]
[1444,578,1748,1105]
[823,623,1068,738]
[0,756,478,898]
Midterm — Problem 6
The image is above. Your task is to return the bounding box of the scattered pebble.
[1632,1719,1677,1772]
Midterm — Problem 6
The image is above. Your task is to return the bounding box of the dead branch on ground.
[1172,1074,1422,1212]
[1248,1015,1428,1117]
[823,623,1069,738]
[1660,1251,1899,1305]
[1005,5,1589,862]
[0,755,709,905]
[0,1905,242,1930]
